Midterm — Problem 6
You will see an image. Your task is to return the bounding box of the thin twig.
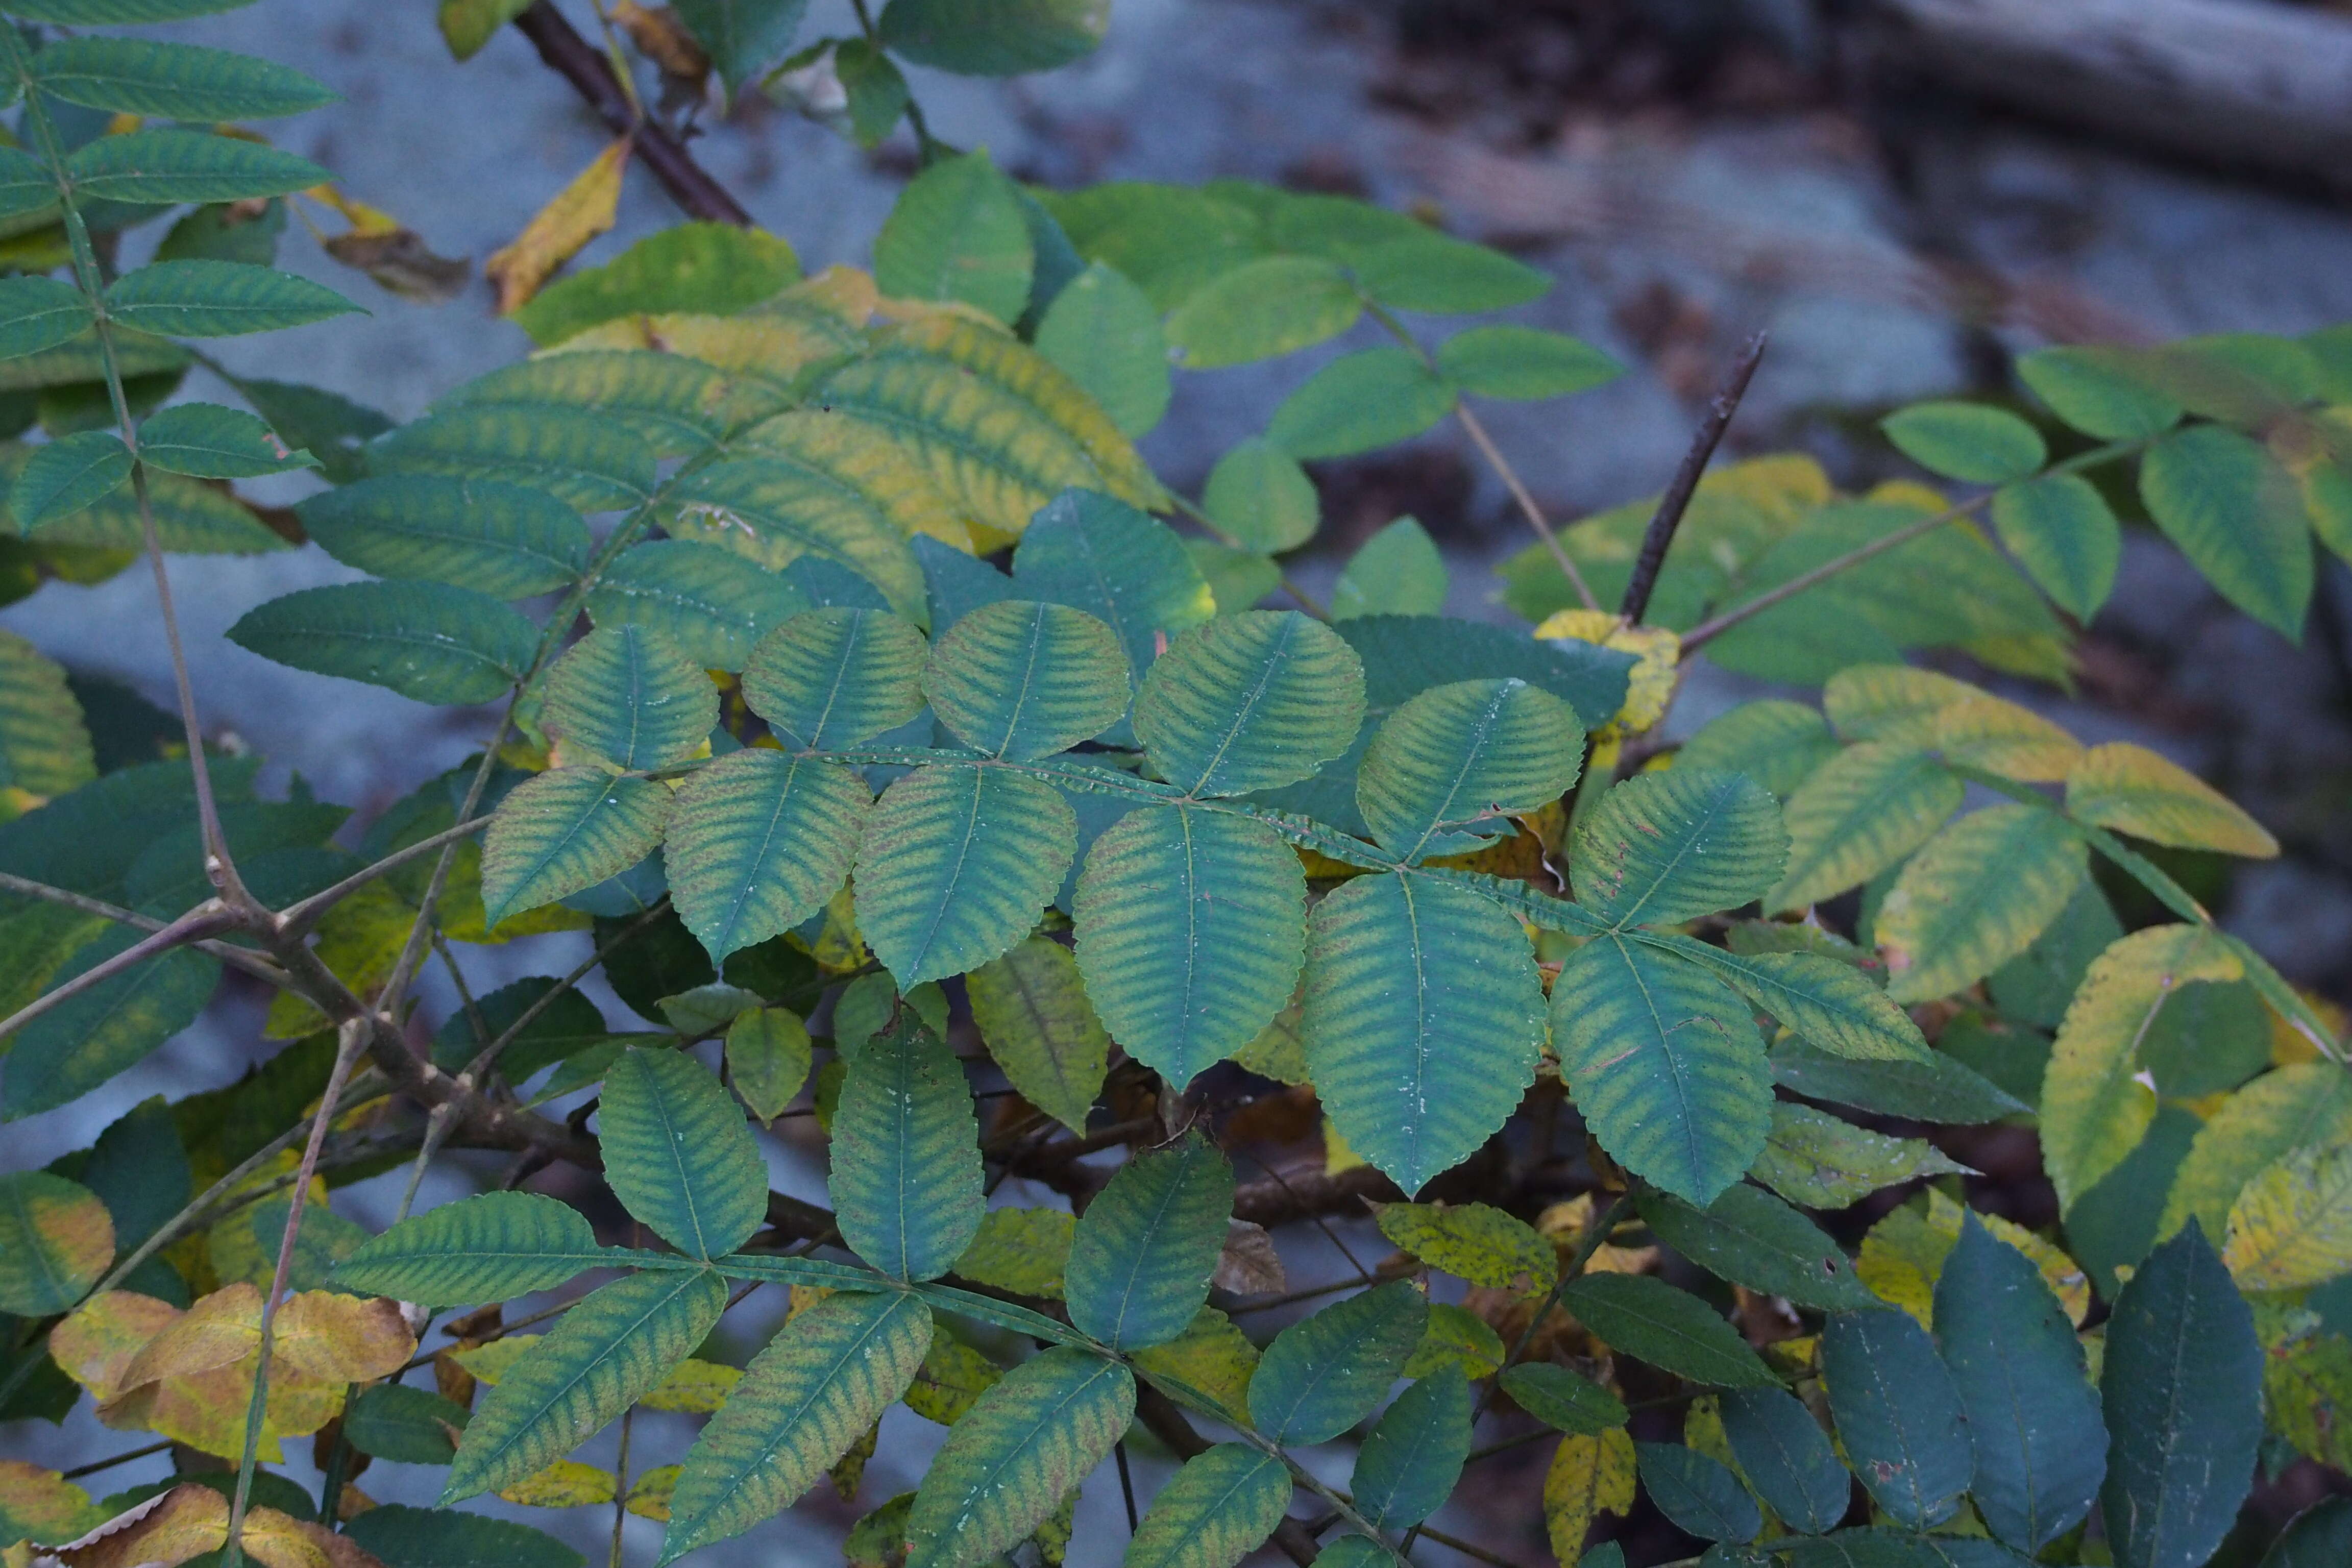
[609,1407,634,1568]
[0,905,237,1041]
[59,1439,172,1480]
[1456,401,1599,613]
[223,1018,373,1568]
[1620,331,1767,624]
[460,901,673,1083]
[0,874,288,986]
[277,816,493,933]
[1114,1442,1138,1534]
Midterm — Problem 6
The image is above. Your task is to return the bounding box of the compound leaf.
[1557,1273,1775,1389]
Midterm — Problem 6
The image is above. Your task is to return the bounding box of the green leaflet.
[965,935,1109,1136]
[0,1170,110,1315]
[65,129,329,205]
[1063,1131,1232,1351]
[2139,424,2313,639]
[1247,1280,1427,1444]
[136,402,316,479]
[742,608,926,749]
[2161,1062,2352,1244]
[2018,346,2182,441]
[330,1192,608,1305]
[1353,1364,1471,1529]
[443,1268,728,1502]
[1932,1215,2105,1551]
[1123,1444,1291,1568]
[903,1347,1134,1568]
[659,1291,933,1563]
[1376,1201,1555,1293]
[1032,262,1169,439]
[1437,325,1620,400]
[1991,474,2121,621]
[371,405,656,514]
[1357,677,1582,859]
[1499,1362,1626,1434]
[4,442,280,553]
[1635,1441,1761,1544]
[1677,700,1841,800]
[1750,1101,1973,1210]
[1768,743,1963,912]
[1346,227,1550,314]
[12,431,128,528]
[345,1385,471,1465]
[0,629,92,799]
[922,599,1129,760]
[599,1047,769,1260]
[587,540,807,673]
[2264,1499,2352,1568]
[0,145,47,226]
[1332,517,1446,621]
[1132,610,1364,797]
[1303,871,1546,1195]
[662,457,925,623]
[227,580,536,705]
[2099,1226,2262,1568]
[1,930,219,1120]
[665,750,867,962]
[877,0,1109,74]
[874,151,1033,325]
[1571,768,1787,929]
[1819,1309,1974,1529]
[1880,401,2046,485]
[727,1007,813,1122]
[1267,347,1455,459]
[1071,805,1304,1089]
[1166,254,1360,369]
[1769,1042,2026,1126]
[1010,488,1215,738]
[544,625,717,772]
[32,36,335,118]
[0,278,92,362]
[102,260,357,338]
[1635,1185,1878,1310]
[854,765,1076,987]
[299,475,588,597]
[1874,805,2086,1003]
[830,1015,985,1282]
[1556,1273,1776,1389]
[1660,938,1929,1062]
[438,350,760,458]
[1719,1388,1849,1536]
[481,770,671,928]
[1551,937,1770,1206]
[1202,438,1317,553]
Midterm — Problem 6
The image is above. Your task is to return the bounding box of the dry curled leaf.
[1211,1219,1286,1295]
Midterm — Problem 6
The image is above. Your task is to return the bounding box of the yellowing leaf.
[1541,1427,1636,1564]
[2066,741,2280,858]
[637,1357,742,1413]
[487,140,630,315]
[0,1171,113,1316]
[2042,925,2244,1211]
[120,1284,264,1388]
[48,1292,180,1403]
[2162,1062,2352,1244]
[271,1291,417,1384]
[1932,693,2082,782]
[497,1460,616,1509]
[1856,1189,2089,1329]
[0,1461,100,1547]
[1533,609,1679,737]
[1823,664,1982,745]
[624,1466,680,1522]
[447,1333,538,1384]
[51,1485,226,1568]
[1375,1202,1557,1293]
[719,409,971,552]
[1129,1307,1258,1426]
[2223,1143,2352,1291]
[237,1509,379,1568]
[1534,1195,1658,1276]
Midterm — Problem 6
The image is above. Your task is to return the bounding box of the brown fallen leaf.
[322,230,471,304]
[1211,1219,1287,1295]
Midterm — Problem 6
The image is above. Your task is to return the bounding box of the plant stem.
[0,904,238,1040]
[609,1408,634,1568]
[1455,400,1599,613]
[1620,331,1767,623]
[459,900,674,1083]
[59,1439,173,1480]
[0,874,289,985]
[1681,437,2138,650]
[277,816,492,933]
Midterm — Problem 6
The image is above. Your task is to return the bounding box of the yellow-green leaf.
[1374,1201,1555,1293]
[1542,1428,1636,1565]
[1767,743,1962,912]
[2161,1063,2352,1245]
[2223,1143,2352,1291]
[0,1170,114,1316]
[1873,804,2087,1003]
[2066,741,2279,858]
[965,935,1109,1135]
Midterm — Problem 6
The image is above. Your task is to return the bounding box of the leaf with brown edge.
[51,1485,227,1568]
[2066,741,2280,859]
[487,140,629,315]
[0,1461,101,1547]
[239,1509,385,1568]
[47,1291,181,1404]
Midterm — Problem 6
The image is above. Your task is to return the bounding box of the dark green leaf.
[371,405,656,513]
[1,930,217,1120]
[1012,488,1214,739]
[331,1192,608,1305]
[666,750,867,962]
[1064,1131,1232,1351]
[1123,1444,1291,1568]
[1932,1214,2104,1551]
[1357,677,1582,859]
[742,606,926,749]
[876,0,1110,76]
[300,476,586,599]
[903,1348,1134,1568]
[81,1098,187,1252]
[600,1046,769,1259]
[2263,1499,2352,1568]
[1880,402,2046,485]
[674,0,808,89]
[1133,609,1364,797]
[587,539,808,673]
[1819,1309,1973,1529]
[65,130,329,206]
[11,430,127,527]
[1352,1365,1470,1529]
[136,401,315,478]
[1637,1185,1877,1310]
[2099,1224,2262,1568]
[1247,1280,1427,1443]
[443,1268,728,1502]
[1437,326,1620,400]
[874,150,1033,325]
[1331,516,1445,621]
[346,1383,471,1465]
[32,36,335,119]
[544,624,716,772]
[1558,1272,1777,1388]
[1719,1387,1849,1535]
[1663,939,1928,1063]
[480,770,671,926]
[228,580,536,704]
[1770,1041,2027,1124]
[964,935,1108,1135]
[1499,1362,1626,1434]
[922,598,1129,760]
[1636,1442,1761,1544]
[0,145,56,225]
[2018,347,2182,442]
[1572,768,1787,929]
[342,1506,582,1568]
[853,764,1075,987]
[1032,261,1169,439]
[830,1014,985,1282]
[0,278,91,362]
[511,224,800,347]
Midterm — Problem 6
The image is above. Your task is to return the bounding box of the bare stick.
[1620,331,1767,624]
[0,905,238,1041]
[223,1018,373,1568]
[0,874,290,986]
[277,816,493,933]
[1457,401,1601,613]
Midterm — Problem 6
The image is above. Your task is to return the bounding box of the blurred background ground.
[5,1,2352,1563]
